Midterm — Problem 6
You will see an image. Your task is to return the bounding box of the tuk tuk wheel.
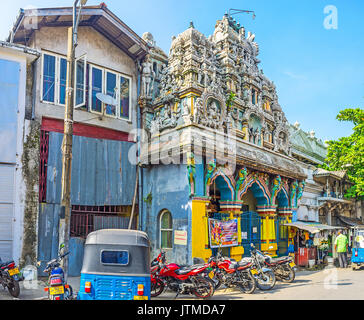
[352,263,358,271]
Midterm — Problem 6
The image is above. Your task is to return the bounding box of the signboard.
[174,230,188,245]
[208,218,239,248]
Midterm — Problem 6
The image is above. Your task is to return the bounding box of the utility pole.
[60,0,87,280]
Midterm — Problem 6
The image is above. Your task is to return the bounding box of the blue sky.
[2,0,363,142]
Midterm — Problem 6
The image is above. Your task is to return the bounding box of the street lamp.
[60,0,87,280]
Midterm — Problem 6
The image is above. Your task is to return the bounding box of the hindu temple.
[138,14,307,264]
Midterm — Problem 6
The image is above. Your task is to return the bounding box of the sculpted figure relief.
[141,57,155,98]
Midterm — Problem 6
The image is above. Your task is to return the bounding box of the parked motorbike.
[0,258,22,298]
[207,251,257,294]
[261,252,296,283]
[150,251,166,297]
[242,244,276,291]
[41,244,73,300]
[151,251,215,299]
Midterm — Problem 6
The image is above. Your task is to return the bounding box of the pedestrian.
[334,230,348,268]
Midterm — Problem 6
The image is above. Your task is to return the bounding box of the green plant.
[226,91,236,113]
[143,192,153,206]
[320,108,364,199]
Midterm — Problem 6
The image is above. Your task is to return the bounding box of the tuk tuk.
[77,229,151,300]
[351,227,364,270]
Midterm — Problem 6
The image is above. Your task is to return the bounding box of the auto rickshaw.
[77,229,151,300]
[351,227,364,270]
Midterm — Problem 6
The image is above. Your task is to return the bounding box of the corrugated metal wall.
[46,132,136,206]
[38,132,137,276]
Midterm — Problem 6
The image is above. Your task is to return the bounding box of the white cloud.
[283,71,308,81]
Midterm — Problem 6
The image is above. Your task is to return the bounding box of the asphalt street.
[0,267,363,300]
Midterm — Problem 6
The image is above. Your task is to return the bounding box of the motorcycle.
[208,251,257,294]
[150,251,166,297]
[241,244,276,291]
[261,252,296,283]
[41,244,73,300]
[0,258,22,298]
[151,251,215,299]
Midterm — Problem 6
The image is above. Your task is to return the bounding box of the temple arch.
[238,176,270,207]
[209,172,234,201]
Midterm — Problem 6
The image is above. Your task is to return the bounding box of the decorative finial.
[189,21,194,29]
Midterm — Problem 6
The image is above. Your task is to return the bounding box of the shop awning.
[337,215,364,228]
[282,221,341,234]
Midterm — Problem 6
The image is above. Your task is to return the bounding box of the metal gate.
[241,212,261,257]
[276,216,289,256]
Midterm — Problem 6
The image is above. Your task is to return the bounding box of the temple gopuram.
[138,14,307,264]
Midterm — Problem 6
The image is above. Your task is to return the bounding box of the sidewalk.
[8,277,81,300]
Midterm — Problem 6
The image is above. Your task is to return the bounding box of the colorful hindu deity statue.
[290,180,299,207]
[297,180,306,203]
[187,152,196,196]
[271,175,282,204]
[205,159,217,195]
[235,167,248,200]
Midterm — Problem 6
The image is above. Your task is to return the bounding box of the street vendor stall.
[283,221,341,268]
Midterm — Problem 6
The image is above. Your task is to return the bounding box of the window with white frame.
[41,52,131,120]
[159,210,173,249]
[89,65,131,120]
[42,53,67,105]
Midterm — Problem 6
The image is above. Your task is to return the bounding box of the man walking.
[334,230,348,268]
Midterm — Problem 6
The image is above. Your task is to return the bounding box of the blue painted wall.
[0,59,19,163]
[141,164,192,265]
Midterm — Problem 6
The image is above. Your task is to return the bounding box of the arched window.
[159,210,173,249]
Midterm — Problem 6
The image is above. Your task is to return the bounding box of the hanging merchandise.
[313,233,321,246]
[305,231,310,241]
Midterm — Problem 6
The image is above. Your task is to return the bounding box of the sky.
[2,0,364,142]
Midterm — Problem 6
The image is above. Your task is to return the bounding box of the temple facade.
[139,14,307,264]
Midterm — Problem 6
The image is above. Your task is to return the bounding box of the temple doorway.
[276,188,290,256]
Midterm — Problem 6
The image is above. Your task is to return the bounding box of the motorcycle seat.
[270,256,291,264]
[175,267,195,275]
[239,257,252,265]
[0,261,14,268]
[238,261,251,268]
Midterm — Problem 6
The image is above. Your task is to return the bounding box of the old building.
[289,122,362,228]
[139,15,307,265]
[0,41,39,264]
[289,122,328,223]
[8,4,148,274]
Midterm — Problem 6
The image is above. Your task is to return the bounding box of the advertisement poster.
[208,218,239,248]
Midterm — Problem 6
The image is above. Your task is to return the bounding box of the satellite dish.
[96,93,118,106]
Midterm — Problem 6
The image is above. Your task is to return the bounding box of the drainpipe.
[31,59,38,120]
[136,58,143,231]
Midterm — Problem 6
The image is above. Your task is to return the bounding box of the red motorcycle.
[151,251,215,299]
[208,251,257,294]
